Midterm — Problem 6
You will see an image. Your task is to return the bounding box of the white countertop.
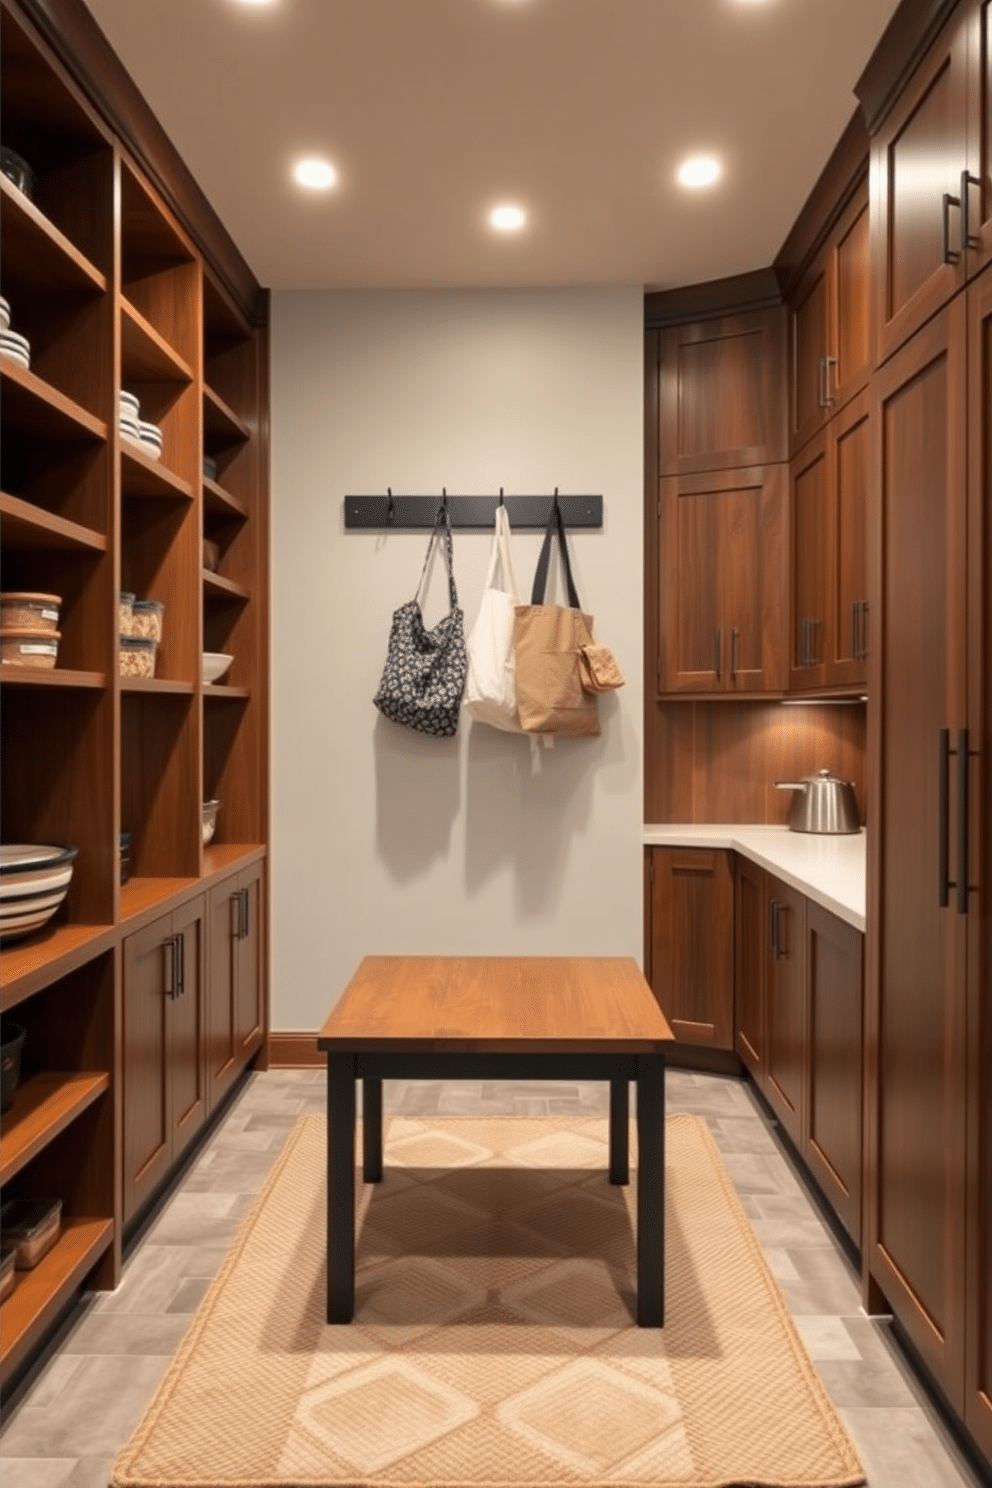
[643,824,866,932]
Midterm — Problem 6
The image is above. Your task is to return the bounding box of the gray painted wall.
[270,287,644,1029]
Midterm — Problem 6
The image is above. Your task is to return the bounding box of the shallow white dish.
[0,844,76,873]
[1,329,30,353]
[119,390,140,417]
[0,338,29,370]
[0,296,10,333]
[202,651,233,684]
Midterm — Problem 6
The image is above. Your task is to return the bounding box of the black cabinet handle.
[850,602,858,662]
[939,728,950,907]
[769,898,778,956]
[943,192,962,264]
[800,617,809,669]
[859,600,869,661]
[231,892,241,940]
[164,935,177,998]
[957,727,969,915]
[178,930,185,996]
[730,627,739,679]
[960,170,981,251]
[241,887,250,940]
[714,628,722,681]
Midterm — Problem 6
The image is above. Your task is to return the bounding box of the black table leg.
[327,1052,356,1323]
[609,1078,629,1184]
[363,1076,383,1182]
[636,1053,665,1326]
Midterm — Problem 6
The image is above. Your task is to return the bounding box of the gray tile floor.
[1,1068,988,1488]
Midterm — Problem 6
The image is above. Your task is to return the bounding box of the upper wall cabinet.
[788,181,871,454]
[870,0,992,365]
[658,307,786,476]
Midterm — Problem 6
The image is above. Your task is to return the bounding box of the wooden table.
[317,955,674,1326]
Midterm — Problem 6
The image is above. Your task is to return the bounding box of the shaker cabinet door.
[647,848,734,1049]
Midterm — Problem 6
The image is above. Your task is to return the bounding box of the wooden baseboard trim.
[267,1032,322,1068]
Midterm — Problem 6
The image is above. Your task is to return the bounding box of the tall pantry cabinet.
[0,0,269,1391]
[860,0,991,1458]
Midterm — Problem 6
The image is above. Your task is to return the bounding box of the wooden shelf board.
[0,1218,114,1385]
[120,443,194,502]
[0,360,107,443]
[120,676,195,696]
[0,492,106,552]
[203,476,248,521]
[0,925,114,1012]
[0,666,105,689]
[203,571,250,602]
[0,1072,110,1186]
[202,843,266,876]
[203,384,251,446]
[0,176,107,296]
[120,876,199,924]
[120,297,194,384]
[203,683,249,700]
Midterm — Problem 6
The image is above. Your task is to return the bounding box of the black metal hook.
[497,486,505,507]
[437,487,449,524]
[385,487,395,524]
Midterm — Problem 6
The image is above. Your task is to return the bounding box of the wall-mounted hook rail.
[343,493,603,530]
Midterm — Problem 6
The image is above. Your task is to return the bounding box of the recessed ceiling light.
[489,204,526,232]
[293,158,337,191]
[677,156,721,189]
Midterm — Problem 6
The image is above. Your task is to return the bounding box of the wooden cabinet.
[122,899,205,1223]
[868,0,992,364]
[734,855,767,1081]
[658,463,785,695]
[734,859,863,1245]
[806,903,864,1245]
[789,180,871,453]
[764,880,807,1150]
[658,306,786,475]
[867,291,971,1405]
[0,0,269,1389]
[788,389,870,692]
[206,860,264,1112]
[645,847,733,1049]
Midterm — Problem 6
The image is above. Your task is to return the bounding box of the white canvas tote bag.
[464,503,524,732]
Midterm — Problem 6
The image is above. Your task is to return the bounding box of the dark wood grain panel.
[644,699,867,826]
[734,855,766,1080]
[831,390,871,686]
[805,903,864,1244]
[647,847,734,1049]
[869,297,968,1400]
[170,896,205,1160]
[205,877,239,1112]
[764,878,807,1148]
[790,431,830,687]
[122,915,172,1221]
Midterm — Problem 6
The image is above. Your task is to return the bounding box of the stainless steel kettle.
[774,768,861,834]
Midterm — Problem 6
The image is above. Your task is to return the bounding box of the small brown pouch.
[578,643,626,693]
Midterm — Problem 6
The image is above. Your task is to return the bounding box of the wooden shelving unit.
[0,0,269,1394]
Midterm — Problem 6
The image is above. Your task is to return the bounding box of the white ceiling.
[84,0,902,292]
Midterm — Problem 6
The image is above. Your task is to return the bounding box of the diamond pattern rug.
[112,1112,864,1487]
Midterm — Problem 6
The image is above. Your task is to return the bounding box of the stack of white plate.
[119,389,140,441]
[0,296,10,332]
[0,845,77,943]
[137,419,163,460]
[0,327,30,370]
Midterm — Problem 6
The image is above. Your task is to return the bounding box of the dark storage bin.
[0,1022,26,1113]
[1,1197,62,1269]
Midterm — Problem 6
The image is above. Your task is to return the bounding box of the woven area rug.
[113,1113,864,1488]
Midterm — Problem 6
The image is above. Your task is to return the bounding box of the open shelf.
[203,683,250,700]
[0,924,114,1012]
[0,175,106,296]
[203,570,250,602]
[121,297,194,384]
[0,359,106,443]
[0,492,106,553]
[120,444,194,502]
[203,475,247,521]
[203,383,251,446]
[0,1217,114,1385]
[0,1072,110,1186]
[119,876,199,924]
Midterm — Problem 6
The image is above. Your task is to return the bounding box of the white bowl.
[0,296,10,333]
[0,844,76,940]
[202,651,233,684]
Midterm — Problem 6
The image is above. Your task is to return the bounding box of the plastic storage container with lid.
[0,1244,16,1302]
[130,599,164,642]
[0,629,60,668]
[1,1197,62,1268]
[119,591,135,636]
[0,592,61,633]
[119,636,157,678]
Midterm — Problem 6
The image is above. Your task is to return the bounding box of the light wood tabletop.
[317,955,674,1053]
